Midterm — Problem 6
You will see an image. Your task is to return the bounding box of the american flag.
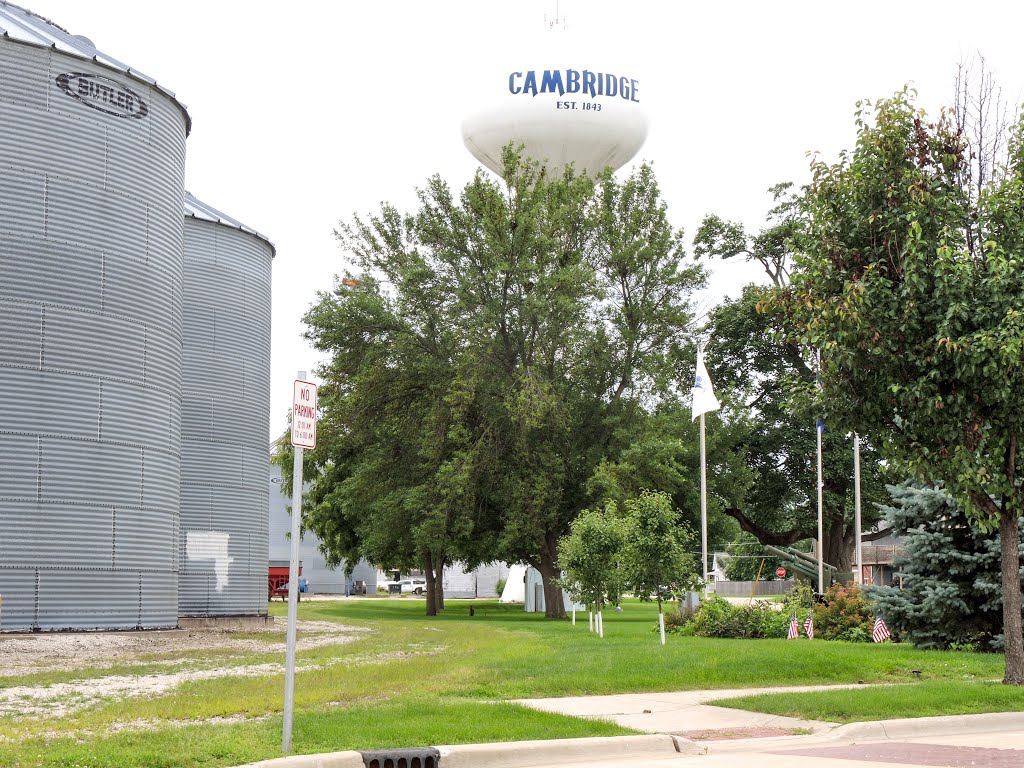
[873,616,891,642]
[804,611,814,640]
[787,611,799,639]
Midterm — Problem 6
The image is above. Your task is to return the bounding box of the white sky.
[27,0,1024,439]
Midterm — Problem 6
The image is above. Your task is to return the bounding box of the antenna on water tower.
[544,0,567,30]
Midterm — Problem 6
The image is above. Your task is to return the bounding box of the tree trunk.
[1000,505,1024,685]
[825,512,854,575]
[423,552,438,617]
[434,554,446,611]
[537,537,566,619]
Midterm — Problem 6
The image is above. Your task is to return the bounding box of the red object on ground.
[268,564,302,601]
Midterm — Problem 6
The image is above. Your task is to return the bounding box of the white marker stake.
[572,605,576,625]
[589,610,593,632]
[283,372,317,754]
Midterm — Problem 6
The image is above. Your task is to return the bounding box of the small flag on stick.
[873,615,891,643]
[804,611,815,639]
[787,611,799,640]
[691,343,721,421]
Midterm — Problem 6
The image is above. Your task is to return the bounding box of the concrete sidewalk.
[511,684,865,738]
[236,689,1024,768]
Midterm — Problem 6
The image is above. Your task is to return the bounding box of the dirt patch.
[0,617,366,678]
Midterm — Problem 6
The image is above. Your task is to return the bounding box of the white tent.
[499,564,527,603]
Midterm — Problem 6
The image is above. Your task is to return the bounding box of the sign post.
[283,373,317,754]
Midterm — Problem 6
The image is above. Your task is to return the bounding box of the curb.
[438,734,695,768]
[705,710,1024,754]
[234,750,364,768]
[232,735,692,768]
[829,710,1024,742]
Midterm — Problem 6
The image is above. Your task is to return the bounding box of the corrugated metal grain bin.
[179,193,273,617]
[0,3,190,630]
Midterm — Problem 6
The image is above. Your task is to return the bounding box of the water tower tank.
[180,193,274,618]
[0,3,190,630]
[461,29,648,178]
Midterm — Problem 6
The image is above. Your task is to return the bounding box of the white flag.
[691,343,721,421]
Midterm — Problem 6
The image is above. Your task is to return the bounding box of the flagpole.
[854,433,863,586]
[700,412,709,593]
[816,419,824,595]
[692,340,719,597]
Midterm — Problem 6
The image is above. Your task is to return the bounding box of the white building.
[268,461,376,595]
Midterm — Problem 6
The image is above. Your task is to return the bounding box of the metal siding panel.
[0,571,37,630]
[181,441,242,481]
[2,501,114,568]
[211,490,263,531]
[100,379,174,451]
[0,368,100,439]
[104,251,175,330]
[0,433,39,500]
[43,306,146,383]
[40,438,142,507]
[114,507,176,570]
[170,396,182,453]
[0,237,104,313]
[45,175,147,254]
[34,570,158,630]
[181,395,214,440]
[142,447,179,514]
[0,99,107,182]
[0,39,49,110]
[145,324,182,394]
[139,571,178,628]
[215,311,251,358]
[177,572,210,614]
[242,445,269,490]
[0,165,45,237]
[0,299,41,367]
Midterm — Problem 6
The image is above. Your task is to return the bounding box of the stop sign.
[776,567,787,579]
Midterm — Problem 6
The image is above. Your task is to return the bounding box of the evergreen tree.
[869,483,1023,651]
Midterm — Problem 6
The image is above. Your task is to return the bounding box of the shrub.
[495,577,507,597]
[814,582,874,642]
[663,605,694,635]
[782,581,815,615]
[676,595,789,639]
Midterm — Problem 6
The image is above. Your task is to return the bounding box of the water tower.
[461,11,648,178]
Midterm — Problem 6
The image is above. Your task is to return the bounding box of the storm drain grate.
[359,748,440,768]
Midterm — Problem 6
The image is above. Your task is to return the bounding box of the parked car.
[384,578,427,595]
[401,578,427,595]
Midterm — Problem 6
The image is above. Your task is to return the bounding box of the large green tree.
[771,91,1024,683]
[695,190,887,573]
[291,151,705,617]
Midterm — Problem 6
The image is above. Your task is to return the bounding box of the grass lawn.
[0,598,1011,767]
[713,680,1024,723]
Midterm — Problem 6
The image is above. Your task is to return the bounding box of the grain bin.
[0,3,189,630]
[179,193,273,617]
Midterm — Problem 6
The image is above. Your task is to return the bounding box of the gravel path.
[0,618,367,719]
